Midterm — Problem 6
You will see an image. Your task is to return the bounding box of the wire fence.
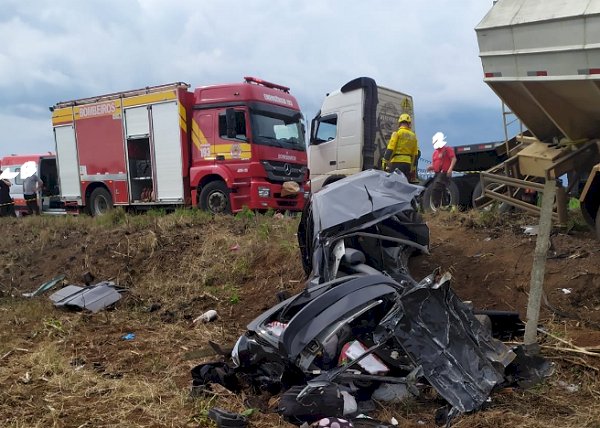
[417,158,434,180]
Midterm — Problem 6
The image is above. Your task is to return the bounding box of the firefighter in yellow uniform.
[381,113,419,181]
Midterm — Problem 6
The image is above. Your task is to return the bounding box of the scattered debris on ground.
[0,201,599,427]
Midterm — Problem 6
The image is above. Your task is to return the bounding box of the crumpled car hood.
[382,273,514,413]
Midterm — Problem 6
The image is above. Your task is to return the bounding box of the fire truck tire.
[199,181,231,214]
[421,179,459,212]
[88,187,113,216]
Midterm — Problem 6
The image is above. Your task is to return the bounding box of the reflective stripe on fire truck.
[194,140,252,161]
[216,143,251,160]
[191,120,209,152]
[52,90,179,125]
[191,119,252,161]
[80,173,127,181]
[179,103,187,133]
[121,90,177,107]
[51,107,75,126]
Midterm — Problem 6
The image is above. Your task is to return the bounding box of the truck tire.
[472,181,511,213]
[453,175,479,208]
[421,179,459,212]
[88,187,113,216]
[199,181,231,214]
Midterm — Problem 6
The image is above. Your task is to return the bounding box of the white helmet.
[432,132,447,149]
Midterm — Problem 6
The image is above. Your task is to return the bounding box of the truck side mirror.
[309,116,318,145]
[225,108,237,139]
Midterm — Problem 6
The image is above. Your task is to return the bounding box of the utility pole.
[523,179,556,348]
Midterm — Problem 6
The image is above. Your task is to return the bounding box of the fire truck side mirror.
[225,108,237,139]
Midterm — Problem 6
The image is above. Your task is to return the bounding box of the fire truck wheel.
[199,181,231,214]
[88,187,114,216]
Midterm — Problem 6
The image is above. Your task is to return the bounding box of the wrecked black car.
[196,170,551,426]
[297,169,429,284]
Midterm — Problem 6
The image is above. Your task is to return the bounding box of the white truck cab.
[308,77,414,192]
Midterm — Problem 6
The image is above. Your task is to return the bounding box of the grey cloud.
[0,0,503,154]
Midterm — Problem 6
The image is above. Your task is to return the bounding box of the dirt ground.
[1,209,599,427]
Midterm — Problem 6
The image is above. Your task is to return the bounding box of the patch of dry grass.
[0,342,193,427]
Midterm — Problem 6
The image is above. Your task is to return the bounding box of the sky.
[0,0,508,162]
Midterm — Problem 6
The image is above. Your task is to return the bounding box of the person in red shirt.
[427,132,456,208]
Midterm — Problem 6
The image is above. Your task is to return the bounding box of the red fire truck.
[50,77,308,215]
[0,153,62,216]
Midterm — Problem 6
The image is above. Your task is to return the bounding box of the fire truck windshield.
[249,106,306,152]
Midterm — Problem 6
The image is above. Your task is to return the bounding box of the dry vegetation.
[1,209,600,427]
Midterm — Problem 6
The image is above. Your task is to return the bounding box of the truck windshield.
[250,106,306,152]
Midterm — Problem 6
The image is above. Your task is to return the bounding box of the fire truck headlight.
[258,186,270,198]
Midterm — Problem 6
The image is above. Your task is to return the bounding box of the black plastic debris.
[207,408,248,428]
[190,362,241,396]
[82,271,95,285]
[503,345,555,389]
[49,281,123,313]
[279,384,355,425]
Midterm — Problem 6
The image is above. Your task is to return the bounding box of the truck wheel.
[472,181,511,213]
[199,181,231,214]
[421,179,459,212]
[453,175,479,208]
[88,187,113,216]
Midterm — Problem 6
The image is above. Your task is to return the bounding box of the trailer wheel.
[421,179,459,212]
[88,187,113,216]
[472,181,511,213]
[199,181,231,214]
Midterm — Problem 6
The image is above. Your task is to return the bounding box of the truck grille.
[261,161,306,183]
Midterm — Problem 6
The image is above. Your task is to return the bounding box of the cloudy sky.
[0,0,506,162]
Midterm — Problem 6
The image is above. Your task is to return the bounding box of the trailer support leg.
[555,184,568,225]
[524,180,556,349]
